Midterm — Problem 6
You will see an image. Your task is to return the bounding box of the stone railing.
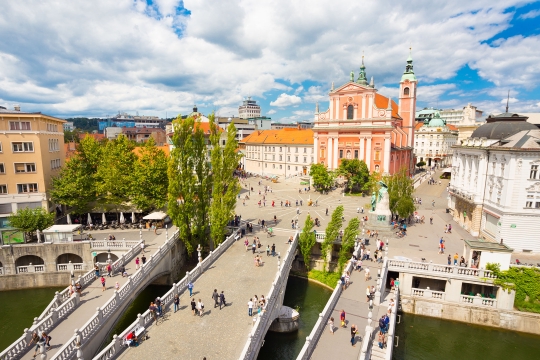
[93,229,241,360]
[0,239,144,360]
[16,264,46,273]
[90,239,141,249]
[57,262,85,271]
[412,288,445,301]
[460,294,497,307]
[239,232,299,360]
[388,260,496,280]
[296,246,358,360]
[383,286,399,360]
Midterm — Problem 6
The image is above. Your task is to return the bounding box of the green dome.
[428,118,445,127]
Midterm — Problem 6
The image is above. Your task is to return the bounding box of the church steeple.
[315,102,319,114]
[356,56,368,86]
[401,48,417,82]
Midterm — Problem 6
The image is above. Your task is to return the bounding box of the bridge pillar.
[54,291,62,306]
[112,334,121,355]
[137,313,144,327]
[51,308,59,322]
[96,307,103,322]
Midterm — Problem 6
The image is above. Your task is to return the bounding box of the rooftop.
[464,239,513,253]
[242,128,314,145]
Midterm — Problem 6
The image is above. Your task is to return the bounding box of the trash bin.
[364,238,370,246]
[446,208,450,213]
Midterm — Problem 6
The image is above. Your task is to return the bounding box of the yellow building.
[0,106,65,227]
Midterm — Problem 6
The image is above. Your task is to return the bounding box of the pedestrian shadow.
[47,344,63,351]
[81,295,101,303]
[191,291,200,297]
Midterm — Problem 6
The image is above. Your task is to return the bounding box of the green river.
[3,281,540,359]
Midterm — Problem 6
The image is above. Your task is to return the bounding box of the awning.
[143,211,168,220]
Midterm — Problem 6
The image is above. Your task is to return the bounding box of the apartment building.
[0,106,66,227]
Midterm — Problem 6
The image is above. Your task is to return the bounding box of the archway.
[95,252,119,264]
[15,255,44,267]
[56,253,83,264]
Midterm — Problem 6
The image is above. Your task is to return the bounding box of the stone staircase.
[370,332,386,360]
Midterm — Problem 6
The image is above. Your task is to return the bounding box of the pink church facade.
[313,55,418,175]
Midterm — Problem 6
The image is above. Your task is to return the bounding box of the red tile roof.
[242,128,313,145]
[374,93,401,119]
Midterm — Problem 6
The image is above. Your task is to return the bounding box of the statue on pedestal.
[370,181,391,222]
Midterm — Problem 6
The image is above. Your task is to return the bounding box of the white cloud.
[267,109,277,114]
[293,110,313,116]
[294,86,304,95]
[416,84,456,103]
[518,9,540,19]
[270,93,302,107]
[303,86,327,103]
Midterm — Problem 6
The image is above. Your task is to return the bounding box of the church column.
[314,135,319,163]
[368,95,373,118]
[362,96,366,119]
[359,137,365,162]
[333,137,339,170]
[327,137,333,169]
[383,136,391,174]
[366,137,372,171]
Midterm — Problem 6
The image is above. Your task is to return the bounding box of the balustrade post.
[479,269,485,278]
[173,283,178,296]
[452,266,458,274]
[39,341,47,360]
[122,238,126,248]
[33,317,39,327]
[115,289,120,303]
[74,329,83,360]
[186,271,190,283]
[305,336,311,352]
[112,334,121,354]
[68,260,74,273]
[51,308,59,323]
[24,328,33,344]
[428,261,434,272]
[96,307,103,321]
[138,313,144,327]
[165,224,168,240]
[29,263,35,273]
[54,291,62,306]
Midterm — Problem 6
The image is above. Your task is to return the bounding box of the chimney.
[14,105,20,111]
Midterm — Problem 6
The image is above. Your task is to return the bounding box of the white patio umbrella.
[87,213,92,225]
[102,213,107,224]
[120,212,125,224]
[67,214,72,224]
[132,211,136,223]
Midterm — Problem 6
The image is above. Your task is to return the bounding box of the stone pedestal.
[268,306,300,333]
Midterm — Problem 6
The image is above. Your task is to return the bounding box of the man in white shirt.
[248,299,254,316]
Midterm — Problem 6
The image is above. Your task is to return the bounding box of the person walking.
[448,224,452,233]
[430,216,433,225]
[350,324,358,347]
[340,309,346,327]
[174,294,180,313]
[135,257,140,270]
[100,276,106,291]
[141,255,147,264]
[140,241,145,253]
[271,243,276,257]
[444,224,448,233]
[94,265,100,279]
[266,245,270,256]
[378,331,385,349]
[447,254,451,265]
[107,263,112,277]
[188,281,194,297]
[191,298,197,315]
[328,317,335,334]
[252,241,256,254]
[219,291,226,309]
[432,200,435,207]
[454,253,459,266]
[248,298,254,316]
[197,299,204,317]
[212,289,220,308]
[365,267,370,281]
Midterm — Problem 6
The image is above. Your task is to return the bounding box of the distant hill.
[65,117,101,132]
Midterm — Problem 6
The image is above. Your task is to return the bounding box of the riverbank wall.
[0,270,88,290]
[400,295,540,335]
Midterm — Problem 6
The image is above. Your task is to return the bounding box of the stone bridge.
[0,228,185,360]
[95,229,299,360]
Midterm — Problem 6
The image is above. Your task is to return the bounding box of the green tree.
[168,115,212,254]
[337,159,370,193]
[51,136,103,214]
[209,116,242,247]
[96,135,136,210]
[131,137,169,212]
[298,214,316,270]
[416,161,426,168]
[337,218,360,273]
[321,205,344,271]
[310,163,335,191]
[9,208,55,242]
[384,167,416,219]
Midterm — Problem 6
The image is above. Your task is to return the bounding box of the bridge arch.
[15,255,44,267]
[56,253,83,264]
[94,252,119,264]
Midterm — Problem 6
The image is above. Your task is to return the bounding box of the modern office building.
[238,97,261,119]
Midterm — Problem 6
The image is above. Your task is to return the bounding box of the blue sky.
[1,0,540,121]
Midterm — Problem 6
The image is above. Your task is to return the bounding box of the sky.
[1,0,540,122]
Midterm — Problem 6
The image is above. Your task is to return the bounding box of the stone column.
[327,137,333,169]
[333,137,339,170]
[314,136,318,163]
[359,137,365,162]
[365,137,372,171]
[383,136,391,174]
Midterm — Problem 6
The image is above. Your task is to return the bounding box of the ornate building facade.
[313,55,417,175]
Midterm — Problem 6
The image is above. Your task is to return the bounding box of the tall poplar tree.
[168,115,211,254]
[209,115,241,247]
[299,214,316,270]
[321,205,344,271]
[337,217,360,272]
[384,167,416,219]
[51,135,103,213]
[131,137,169,212]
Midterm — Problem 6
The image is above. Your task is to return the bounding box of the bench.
[123,324,146,347]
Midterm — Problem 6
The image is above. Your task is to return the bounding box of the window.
[375,151,380,161]
[304,148,307,153]
[347,105,354,119]
[0,142,2,152]
[47,123,58,132]
[526,201,533,208]
[273,164,275,168]
[280,165,282,169]
[265,164,267,168]
[311,157,314,163]
[287,165,290,170]
[288,156,290,161]
[415,142,418,146]
[48,139,60,152]
[421,142,424,147]
[51,159,61,170]
[320,149,325,158]
[403,87,410,96]
[222,140,226,146]
[9,121,31,130]
[15,163,36,173]
[295,147,298,153]
[295,166,298,171]
[339,150,343,158]
[272,147,275,152]
[272,155,275,160]
[536,202,540,209]
[280,147,282,152]
[0,185,7,194]
[279,155,282,161]
[17,183,38,193]
[295,156,299,162]
[303,157,307,163]
[354,150,359,159]
[530,165,538,179]
[12,142,34,152]
[265,154,267,160]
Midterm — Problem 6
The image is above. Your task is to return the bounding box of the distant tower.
[398,49,418,173]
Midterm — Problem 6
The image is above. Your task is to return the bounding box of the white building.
[239,97,261,119]
[241,128,314,177]
[63,122,75,131]
[440,103,483,126]
[414,113,458,168]
[448,112,540,252]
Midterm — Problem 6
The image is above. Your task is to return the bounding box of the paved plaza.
[21,230,168,360]
[118,230,290,360]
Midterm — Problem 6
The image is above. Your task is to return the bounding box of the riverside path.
[117,229,292,360]
[14,229,171,360]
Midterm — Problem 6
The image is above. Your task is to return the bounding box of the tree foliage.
[337,159,370,193]
[168,115,212,254]
[131,137,169,212]
[310,163,335,191]
[322,205,344,271]
[416,161,426,168]
[299,214,316,270]
[209,116,241,247]
[365,171,382,195]
[384,167,415,218]
[51,136,103,213]
[337,217,360,273]
[487,263,540,313]
[9,208,55,242]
